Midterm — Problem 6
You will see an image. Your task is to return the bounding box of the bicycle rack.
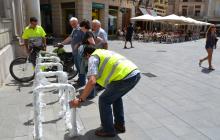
[32,52,80,140]
[36,56,60,64]
[33,83,77,140]
[35,63,63,74]
[39,51,57,57]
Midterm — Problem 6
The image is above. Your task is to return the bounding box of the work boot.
[114,123,126,133]
[95,129,116,137]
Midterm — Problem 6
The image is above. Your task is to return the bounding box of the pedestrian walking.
[59,17,85,84]
[124,23,134,49]
[22,17,47,65]
[92,19,108,49]
[69,46,141,137]
[199,25,218,70]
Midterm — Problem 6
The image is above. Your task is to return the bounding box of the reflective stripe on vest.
[92,49,138,87]
[97,56,111,79]
[104,58,126,86]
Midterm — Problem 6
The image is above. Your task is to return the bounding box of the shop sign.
[92,3,105,9]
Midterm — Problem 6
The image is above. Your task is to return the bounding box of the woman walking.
[199,26,217,70]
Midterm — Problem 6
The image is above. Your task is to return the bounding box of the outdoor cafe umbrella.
[130,14,155,21]
[154,14,189,25]
[184,17,214,26]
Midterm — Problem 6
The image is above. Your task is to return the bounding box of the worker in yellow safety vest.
[69,46,141,137]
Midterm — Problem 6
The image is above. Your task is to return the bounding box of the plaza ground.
[1,38,220,140]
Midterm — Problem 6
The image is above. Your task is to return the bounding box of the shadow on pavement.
[23,117,62,126]
[64,129,122,140]
[25,99,59,107]
[201,67,214,74]
[23,119,34,126]
[5,80,33,92]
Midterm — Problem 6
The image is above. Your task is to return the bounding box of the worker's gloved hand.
[69,98,81,108]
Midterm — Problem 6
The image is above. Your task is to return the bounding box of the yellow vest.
[22,25,46,39]
[92,49,138,87]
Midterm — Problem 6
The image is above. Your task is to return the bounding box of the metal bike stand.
[35,71,68,99]
[33,52,79,140]
[39,51,57,57]
[33,83,77,140]
[36,56,60,64]
[35,63,63,74]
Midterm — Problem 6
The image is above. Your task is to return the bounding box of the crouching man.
[69,46,141,137]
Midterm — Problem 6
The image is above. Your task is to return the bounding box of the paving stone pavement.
[1,38,220,140]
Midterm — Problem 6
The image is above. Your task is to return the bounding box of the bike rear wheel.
[9,57,35,82]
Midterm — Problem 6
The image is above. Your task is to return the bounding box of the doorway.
[61,2,75,35]
[40,4,53,34]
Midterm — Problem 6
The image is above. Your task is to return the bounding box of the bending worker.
[69,46,141,137]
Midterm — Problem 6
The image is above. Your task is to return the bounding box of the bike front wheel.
[9,57,35,82]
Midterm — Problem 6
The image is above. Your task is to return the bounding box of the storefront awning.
[139,8,147,15]
[92,3,104,9]
[147,9,157,16]
[139,7,157,16]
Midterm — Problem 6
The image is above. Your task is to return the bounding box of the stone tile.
[129,112,163,130]
[13,136,29,140]
[158,115,195,136]
[145,127,179,140]
[80,116,101,131]
[179,131,210,140]
[1,40,220,140]
[118,121,152,140]
[141,103,173,119]
[199,127,220,140]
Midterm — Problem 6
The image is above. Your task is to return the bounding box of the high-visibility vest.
[91,49,138,87]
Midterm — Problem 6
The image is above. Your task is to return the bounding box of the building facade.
[152,0,168,16]
[40,0,135,37]
[0,0,14,84]
[207,0,220,24]
[0,0,42,85]
[173,0,208,21]
[166,0,220,24]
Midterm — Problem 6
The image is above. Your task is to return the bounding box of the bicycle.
[9,45,78,82]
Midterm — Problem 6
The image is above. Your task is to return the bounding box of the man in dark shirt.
[61,17,84,73]
[124,23,134,49]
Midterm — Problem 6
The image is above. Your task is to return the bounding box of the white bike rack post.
[36,51,60,65]
[39,51,57,57]
[33,84,77,140]
[36,56,60,64]
[35,63,63,74]
[33,51,80,140]
[35,71,68,98]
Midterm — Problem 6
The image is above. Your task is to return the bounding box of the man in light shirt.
[60,17,85,86]
[92,19,108,49]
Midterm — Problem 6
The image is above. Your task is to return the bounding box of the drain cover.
[142,73,157,77]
